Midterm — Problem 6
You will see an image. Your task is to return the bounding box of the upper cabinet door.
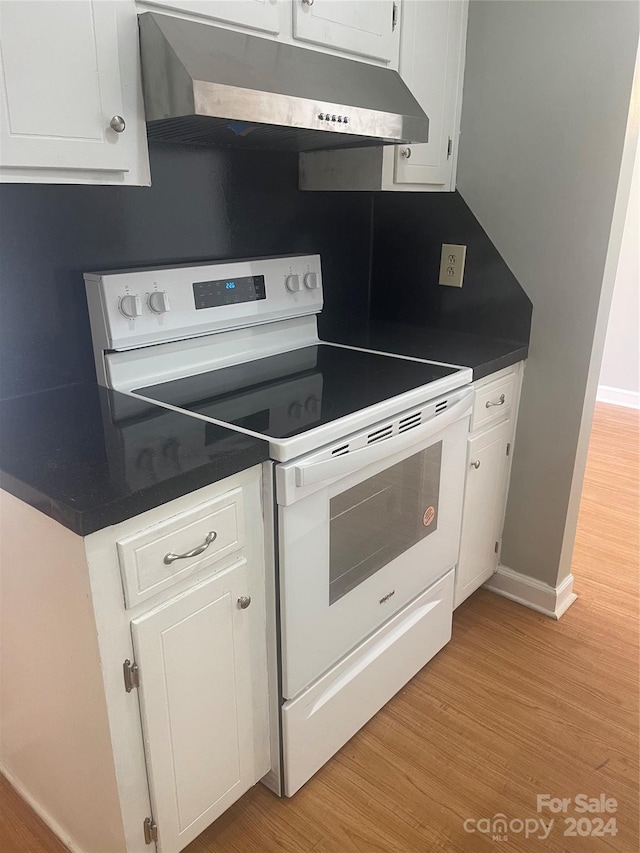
[393,0,467,188]
[292,0,397,63]
[0,0,150,184]
[137,0,281,35]
[0,1,128,175]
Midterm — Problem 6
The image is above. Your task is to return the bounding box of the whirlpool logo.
[379,590,396,605]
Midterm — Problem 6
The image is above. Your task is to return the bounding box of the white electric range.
[85,253,473,796]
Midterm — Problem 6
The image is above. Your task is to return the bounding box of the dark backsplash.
[371,192,532,342]
[0,143,372,399]
[0,143,530,400]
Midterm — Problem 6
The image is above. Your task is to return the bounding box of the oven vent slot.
[398,412,422,433]
[367,425,394,444]
[435,400,449,415]
[331,444,350,457]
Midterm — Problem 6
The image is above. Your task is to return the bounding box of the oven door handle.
[293,394,472,488]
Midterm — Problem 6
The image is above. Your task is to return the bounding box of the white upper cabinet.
[299,0,469,192]
[292,0,397,63]
[137,0,281,35]
[392,0,467,189]
[0,0,150,184]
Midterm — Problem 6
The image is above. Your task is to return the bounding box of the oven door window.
[329,442,442,605]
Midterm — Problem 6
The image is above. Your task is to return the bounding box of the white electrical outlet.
[439,243,467,287]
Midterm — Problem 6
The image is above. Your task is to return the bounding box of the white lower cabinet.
[454,363,524,608]
[0,465,270,853]
[133,560,262,851]
[455,420,510,606]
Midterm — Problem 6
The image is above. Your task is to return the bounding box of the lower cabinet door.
[131,559,259,853]
[455,420,511,607]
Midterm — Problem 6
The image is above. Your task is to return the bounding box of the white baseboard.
[484,565,577,620]
[0,762,87,853]
[597,384,640,409]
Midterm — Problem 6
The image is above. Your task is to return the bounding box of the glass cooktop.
[135,344,461,440]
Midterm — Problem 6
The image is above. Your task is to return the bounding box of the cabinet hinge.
[123,659,139,693]
[494,541,500,554]
[143,817,158,845]
[506,442,511,456]
[392,2,398,31]
[447,137,453,158]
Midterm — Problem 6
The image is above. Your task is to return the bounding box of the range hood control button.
[148,291,171,314]
[303,272,319,290]
[285,274,301,293]
[119,294,142,319]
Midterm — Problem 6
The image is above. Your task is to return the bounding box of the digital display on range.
[193,275,266,309]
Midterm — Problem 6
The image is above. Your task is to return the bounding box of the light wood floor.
[1,402,638,852]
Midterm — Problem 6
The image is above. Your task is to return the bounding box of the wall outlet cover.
[439,243,467,287]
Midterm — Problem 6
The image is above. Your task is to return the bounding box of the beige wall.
[599,140,640,405]
[457,1,639,587]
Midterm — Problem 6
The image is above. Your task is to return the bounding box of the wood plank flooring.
[1,402,638,852]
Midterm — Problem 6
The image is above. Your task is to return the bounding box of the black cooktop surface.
[135,344,461,440]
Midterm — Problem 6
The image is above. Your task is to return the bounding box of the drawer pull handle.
[486,393,506,409]
[237,595,252,609]
[163,531,217,565]
[471,460,481,469]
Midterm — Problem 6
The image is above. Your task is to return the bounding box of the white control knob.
[303,272,319,290]
[148,290,171,314]
[285,274,301,293]
[119,294,142,319]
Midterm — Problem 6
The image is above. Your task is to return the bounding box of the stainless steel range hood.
[138,12,429,152]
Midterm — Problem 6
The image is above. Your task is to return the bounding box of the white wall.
[598,141,640,408]
[457,1,638,588]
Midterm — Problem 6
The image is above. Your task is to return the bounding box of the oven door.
[276,387,472,700]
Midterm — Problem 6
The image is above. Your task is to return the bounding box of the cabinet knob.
[471,460,481,469]
[110,115,126,133]
[302,0,314,5]
[237,595,252,610]
[401,147,412,159]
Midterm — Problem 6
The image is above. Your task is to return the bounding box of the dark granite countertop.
[0,326,526,535]
[0,383,269,536]
[320,321,528,381]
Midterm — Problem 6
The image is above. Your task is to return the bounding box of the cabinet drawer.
[117,489,244,608]
[471,374,516,432]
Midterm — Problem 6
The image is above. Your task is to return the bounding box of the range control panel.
[85,254,323,352]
